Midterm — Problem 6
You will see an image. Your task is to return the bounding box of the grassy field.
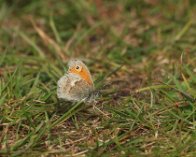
[0,0,196,156]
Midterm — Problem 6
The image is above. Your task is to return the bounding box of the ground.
[0,0,196,156]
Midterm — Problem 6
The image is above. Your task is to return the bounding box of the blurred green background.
[0,0,196,156]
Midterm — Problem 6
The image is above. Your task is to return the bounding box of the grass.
[0,0,196,156]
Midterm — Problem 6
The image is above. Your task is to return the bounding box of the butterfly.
[57,59,94,102]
